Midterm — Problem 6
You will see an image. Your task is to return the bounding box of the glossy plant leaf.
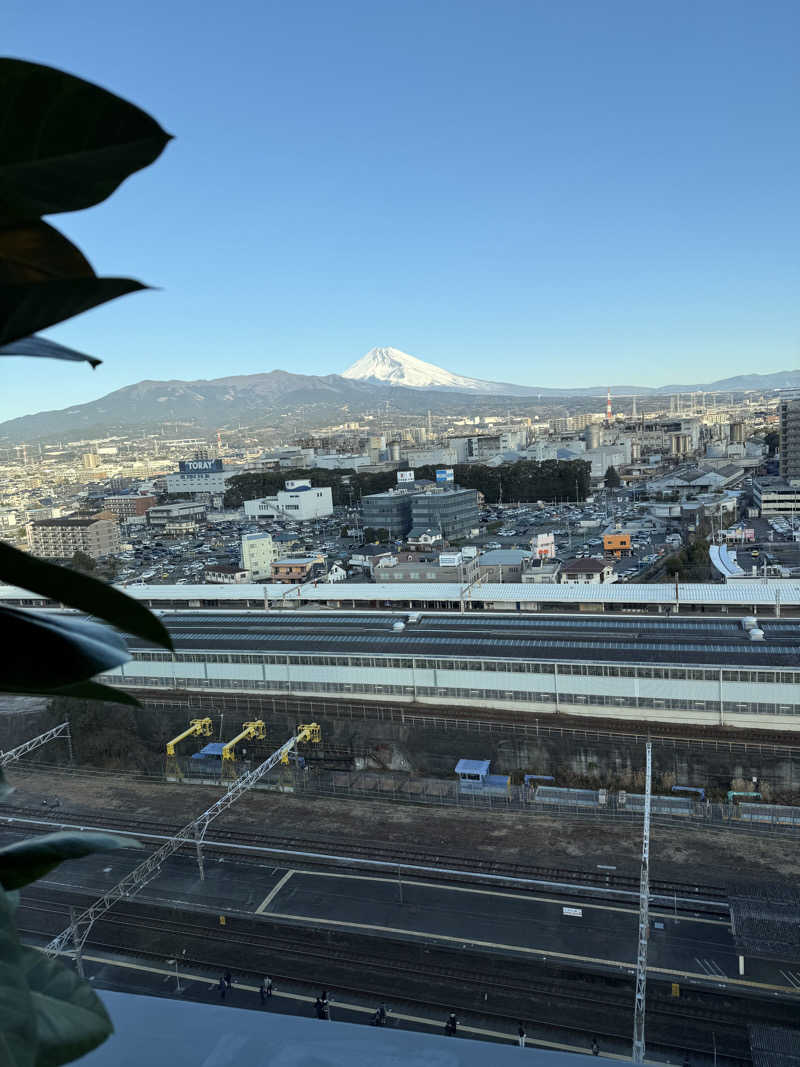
[0,58,172,224]
[0,606,130,690]
[0,335,101,368]
[0,831,141,890]
[20,947,113,1067]
[0,885,36,1067]
[0,277,146,348]
[0,544,172,650]
[0,222,93,285]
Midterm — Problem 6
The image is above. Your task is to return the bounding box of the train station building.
[89,610,800,732]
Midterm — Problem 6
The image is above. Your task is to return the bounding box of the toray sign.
[179,459,223,473]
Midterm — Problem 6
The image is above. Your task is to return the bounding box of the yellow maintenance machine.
[281,722,321,762]
[165,718,213,780]
[222,720,266,781]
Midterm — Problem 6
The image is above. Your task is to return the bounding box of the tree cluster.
[224,459,592,510]
[662,538,712,583]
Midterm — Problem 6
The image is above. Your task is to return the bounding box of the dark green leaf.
[0,885,36,1067]
[0,544,173,650]
[0,277,146,348]
[0,58,171,224]
[0,334,100,368]
[0,832,141,890]
[20,946,113,1066]
[0,222,93,284]
[0,606,129,690]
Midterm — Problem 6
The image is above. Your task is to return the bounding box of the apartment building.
[103,495,157,520]
[27,515,120,560]
[240,532,276,580]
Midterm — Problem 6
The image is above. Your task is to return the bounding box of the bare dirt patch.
[4,764,796,886]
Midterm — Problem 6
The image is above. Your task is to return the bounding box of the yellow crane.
[222,720,266,780]
[165,717,213,780]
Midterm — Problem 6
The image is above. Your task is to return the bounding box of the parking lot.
[470,494,668,580]
[112,490,673,588]
[116,511,355,586]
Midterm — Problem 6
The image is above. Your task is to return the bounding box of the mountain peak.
[342,346,504,391]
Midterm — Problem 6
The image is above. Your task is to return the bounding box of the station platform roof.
[1,579,798,609]
[116,610,800,668]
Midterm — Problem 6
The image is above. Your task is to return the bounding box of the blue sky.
[4,0,800,421]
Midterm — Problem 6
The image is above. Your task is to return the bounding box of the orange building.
[603,531,631,558]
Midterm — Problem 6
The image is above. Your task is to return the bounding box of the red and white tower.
[606,387,612,422]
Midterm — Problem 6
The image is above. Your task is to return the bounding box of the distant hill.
[2,351,798,443]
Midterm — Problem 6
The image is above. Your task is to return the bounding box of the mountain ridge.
[2,349,799,443]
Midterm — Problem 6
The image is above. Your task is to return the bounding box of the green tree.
[604,465,621,489]
[68,551,97,576]
[363,527,391,543]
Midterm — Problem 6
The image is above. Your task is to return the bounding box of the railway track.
[0,801,728,907]
[18,888,760,1062]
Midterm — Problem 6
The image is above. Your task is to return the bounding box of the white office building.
[244,480,333,521]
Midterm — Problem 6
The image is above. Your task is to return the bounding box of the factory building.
[97,611,800,732]
[165,458,238,496]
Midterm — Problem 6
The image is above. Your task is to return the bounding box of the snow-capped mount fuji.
[342,346,540,395]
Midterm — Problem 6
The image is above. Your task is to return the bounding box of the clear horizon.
[4,0,800,421]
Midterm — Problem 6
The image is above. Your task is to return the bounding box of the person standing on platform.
[264,976,273,998]
[218,976,226,1000]
[224,970,232,991]
[518,1023,526,1047]
[445,1012,457,1036]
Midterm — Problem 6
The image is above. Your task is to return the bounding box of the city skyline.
[4,0,800,423]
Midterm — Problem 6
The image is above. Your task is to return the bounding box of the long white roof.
[0,580,794,606]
